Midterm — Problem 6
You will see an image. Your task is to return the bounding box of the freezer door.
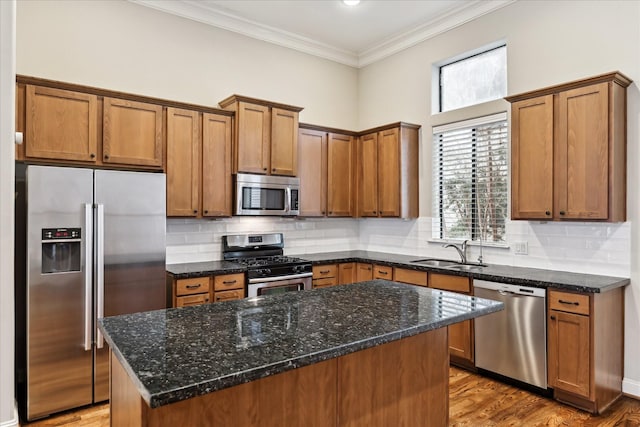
[93,170,166,401]
[26,166,94,420]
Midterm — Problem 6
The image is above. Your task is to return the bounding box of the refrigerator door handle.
[83,203,93,351]
[96,203,105,349]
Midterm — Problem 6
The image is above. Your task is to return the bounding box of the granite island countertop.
[99,280,503,408]
[167,250,629,293]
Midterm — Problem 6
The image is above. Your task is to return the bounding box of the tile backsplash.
[166,216,630,277]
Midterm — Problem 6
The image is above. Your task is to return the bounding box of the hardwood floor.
[23,367,640,426]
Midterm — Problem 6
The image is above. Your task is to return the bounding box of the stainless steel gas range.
[222,233,312,297]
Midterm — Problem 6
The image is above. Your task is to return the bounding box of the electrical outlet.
[514,241,528,255]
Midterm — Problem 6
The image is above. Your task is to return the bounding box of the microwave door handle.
[285,187,291,213]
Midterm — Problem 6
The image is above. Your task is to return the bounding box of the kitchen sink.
[448,263,488,271]
[410,258,460,267]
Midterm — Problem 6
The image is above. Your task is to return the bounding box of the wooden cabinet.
[547,288,624,414]
[338,263,356,285]
[166,108,233,217]
[168,273,245,308]
[393,268,428,287]
[372,264,392,280]
[24,85,99,162]
[429,273,474,368]
[357,123,420,219]
[298,125,355,217]
[173,277,211,308]
[219,95,302,176]
[508,72,631,222]
[103,97,163,167]
[312,264,338,288]
[356,263,373,282]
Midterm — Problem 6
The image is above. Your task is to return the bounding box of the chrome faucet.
[444,240,468,264]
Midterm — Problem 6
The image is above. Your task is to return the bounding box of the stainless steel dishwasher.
[474,280,547,389]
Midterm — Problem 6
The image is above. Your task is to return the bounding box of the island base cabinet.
[110,327,449,426]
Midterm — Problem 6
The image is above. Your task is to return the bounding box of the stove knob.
[265,268,272,275]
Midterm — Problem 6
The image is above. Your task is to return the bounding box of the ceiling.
[132,0,514,68]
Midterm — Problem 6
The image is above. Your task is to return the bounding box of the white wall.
[0,0,17,425]
[357,0,640,396]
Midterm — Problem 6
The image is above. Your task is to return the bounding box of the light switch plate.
[514,241,528,255]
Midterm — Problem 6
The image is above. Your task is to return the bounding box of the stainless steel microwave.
[234,173,300,216]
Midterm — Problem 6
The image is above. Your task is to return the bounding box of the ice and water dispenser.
[41,228,81,274]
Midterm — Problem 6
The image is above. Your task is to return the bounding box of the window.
[432,113,508,243]
[439,45,506,112]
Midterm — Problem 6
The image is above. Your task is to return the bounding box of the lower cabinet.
[547,288,623,414]
[372,264,392,280]
[338,263,356,284]
[312,264,338,288]
[429,273,474,368]
[393,268,428,287]
[168,273,245,307]
[356,263,373,282]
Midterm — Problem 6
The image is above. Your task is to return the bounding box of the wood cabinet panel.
[510,95,554,220]
[327,133,354,216]
[213,273,244,291]
[393,268,428,287]
[25,85,98,162]
[176,277,211,296]
[556,83,609,219]
[236,101,270,174]
[313,278,337,288]
[372,265,392,280]
[430,274,471,293]
[176,294,210,307]
[214,289,245,302]
[338,263,356,285]
[356,263,373,282]
[202,113,232,217]
[103,97,163,167]
[166,108,200,217]
[313,265,338,279]
[549,291,590,315]
[271,108,298,176]
[298,128,327,217]
[548,310,590,398]
[358,132,378,217]
[377,128,400,217]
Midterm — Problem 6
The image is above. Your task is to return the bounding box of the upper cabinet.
[298,125,356,218]
[16,77,165,171]
[219,95,303,177]
[166,107,233,218]
[507,72,631,222]
[357,123,420,219]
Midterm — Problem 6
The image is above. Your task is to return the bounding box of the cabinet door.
[103,98,163,167]
[202,113,232,217]
[271,108,298,176]
[236,101,270,174]
[298,128,327,217]
[511,95,554,220]
[393,268,427,287]
[556,82,609,219]
[548,310,591,398]
[449,320,474,363]
[166,108,200,217]
[377,128,400,217]
[356,263,373,282]
[372,264,392,280]
[358,132,378,217]
[327,133,354,217]
[25,85,98,162]
[338,263,356,285]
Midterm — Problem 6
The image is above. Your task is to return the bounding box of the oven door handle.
[249,272,312,284]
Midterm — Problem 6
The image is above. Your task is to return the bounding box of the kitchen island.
[100,280,502,426]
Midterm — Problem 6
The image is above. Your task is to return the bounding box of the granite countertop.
[166,251,629,293]
[99,280,503,408]
[300,250,629,293]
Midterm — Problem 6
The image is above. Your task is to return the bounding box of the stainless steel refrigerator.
[15,165,166,421]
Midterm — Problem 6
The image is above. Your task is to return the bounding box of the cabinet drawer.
[429,273,471,294]
[313,277,337,287]
[394,268,428,287]
[313,264,338,278]
[176,293,210,307]
[214,273,245,291]
[373,265,392,279]
[176,277,211,296]
[214,289,244,302]
[549,290,590,315]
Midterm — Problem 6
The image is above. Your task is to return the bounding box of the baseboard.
[623,377,640,399]
[0,400,19,427]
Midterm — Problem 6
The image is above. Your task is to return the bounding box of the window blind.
[432,112,508,243]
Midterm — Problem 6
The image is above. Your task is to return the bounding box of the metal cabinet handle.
[204,210,209,214]
[193,209,198,214]
[559,211,566,215]
[104,154,110,160]
[320,270,330,274]
[378,271,388,275]
[223,280,237,285]
[186,284,202,289]
[550,315,556,320]
[90,153,96,159]
[545,211,551,216]
[559,299,579,306]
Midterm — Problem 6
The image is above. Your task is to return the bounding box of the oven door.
[248,273,312,298]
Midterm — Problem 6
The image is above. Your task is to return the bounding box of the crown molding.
[130,0,516,69]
